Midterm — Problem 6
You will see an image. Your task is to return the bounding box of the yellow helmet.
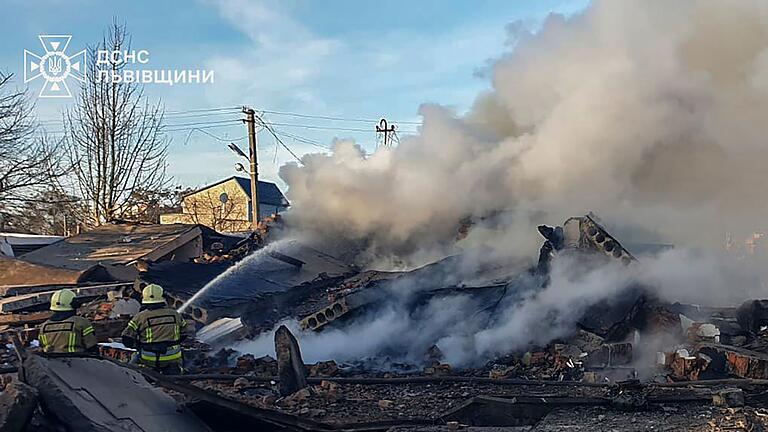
[50,289,76,312]
[142,284,165,305]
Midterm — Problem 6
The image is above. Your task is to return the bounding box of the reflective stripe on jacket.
[139,344,183,365]
[122,307,188,351]
[39,316,97,354]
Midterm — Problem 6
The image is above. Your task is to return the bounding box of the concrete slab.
[24,355,211,432]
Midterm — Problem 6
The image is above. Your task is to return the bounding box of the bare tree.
[0,73,63,210]
[184,190,248,232]
[3,188,88,235]
[122,186,185,223]
[64,22,169,226]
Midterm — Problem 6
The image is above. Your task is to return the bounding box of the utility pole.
[376,118,396,148]
[243,107,260,230]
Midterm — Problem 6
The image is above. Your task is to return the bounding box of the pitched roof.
[187,176,288,207]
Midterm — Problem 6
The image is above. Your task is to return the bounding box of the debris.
[570,330,605,354]
[196,317,248,346]
[585,343,633,368]
[282,387,311,406]
[424,363,453,376]
[701,344,768,380]
[424,344,445,365]
[308,360,339,377]
[233,377,250,390]
[687,322,721,343]
[667,349,712,381]
[274,325,308,396]
[98,342,136,363]
[0,311,52,326]
[737,300,768,334]
[0,283,130,313]
[13,213,768,429]
[23,354,210,431]
[713,388,745,407]
[235,354,257,373]
[536,215,637,274]
[109,297,140,318]
[0,379,38,432]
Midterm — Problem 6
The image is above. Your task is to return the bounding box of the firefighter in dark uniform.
[39,289,97,353]
[121,284,191,374]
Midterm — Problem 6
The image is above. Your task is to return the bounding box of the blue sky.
[3,0,588,188]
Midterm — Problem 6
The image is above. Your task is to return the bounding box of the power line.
[270,128,331,150]
[163,111,242,120]
[36,121,243,135]
[266,122,418,133]
[165,106,240,115]
[258,108,422,125]
[182,127,246,146]
[194,128,246,142]
[256,119,303,163]
[164,123,242,133]
[37,105,421,125]
[36,107,239,125]
[161,118,242,128]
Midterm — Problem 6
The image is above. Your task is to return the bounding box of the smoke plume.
[235,248,767,368]
[233,1,768,368]
[280,1,768,265]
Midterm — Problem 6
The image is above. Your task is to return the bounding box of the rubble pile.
[5,216,768,430]
[174,214,768,429]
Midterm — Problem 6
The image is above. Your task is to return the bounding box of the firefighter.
[39,289,97,354]
[121,284,191,374]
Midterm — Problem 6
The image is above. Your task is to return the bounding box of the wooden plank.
[0,283,131,313]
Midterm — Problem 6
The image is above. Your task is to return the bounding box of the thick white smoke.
[234,248,767,368]
[280,1,768,264]
[234,1,768,367]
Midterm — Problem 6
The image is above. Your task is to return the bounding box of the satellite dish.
[219,193,229,204]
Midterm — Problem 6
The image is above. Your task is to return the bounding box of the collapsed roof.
[19,223,205,271]
[144,240,356,325]
[0,256,111,287]
[3,222,243,287]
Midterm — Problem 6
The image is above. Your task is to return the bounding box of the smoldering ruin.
[7,1,768,431]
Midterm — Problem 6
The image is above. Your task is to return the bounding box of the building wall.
[160,178,287,233]
[160,179,249,232]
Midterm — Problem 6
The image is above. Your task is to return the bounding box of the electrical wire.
[257,108,422,125]
[36,107,239,125]
[164,123,242,133]
[33,106,419,154]
[256,120,303,163]
[164,106,240,115]
[269,128,332,150]
[162,111,242,120]
[36,121,243,135]
[161,118,242,128]
[265,121,418,133]
[182,127,247,146]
